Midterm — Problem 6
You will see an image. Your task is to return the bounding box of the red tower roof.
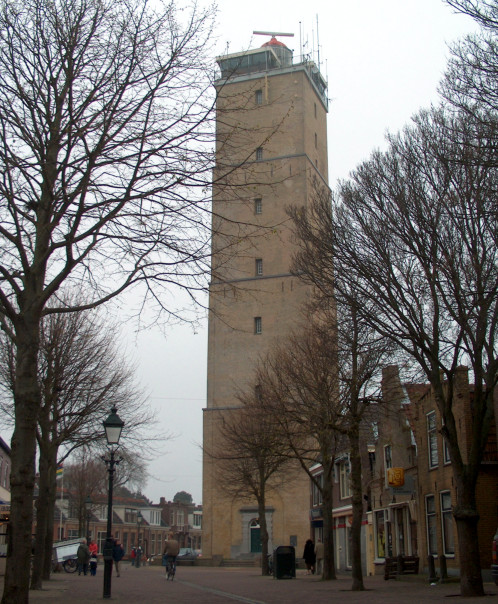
[261,36,287,48]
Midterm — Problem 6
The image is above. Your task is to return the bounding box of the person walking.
[303,538,316,575]
[113,540,125,577]
[77,538,91,576]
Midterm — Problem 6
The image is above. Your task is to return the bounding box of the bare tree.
[289,186,398,589]
[62,448,147,535]
[0,0,222,599]
[253,312,344,581]
[441,1,498,129]
[292,106,497,597]
[205,392,295,575]
[0,301,156,589]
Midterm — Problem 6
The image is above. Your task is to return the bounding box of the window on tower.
[255,259,263,276]
[254,198,262,214]
[254,317,262,334]
[255,89,263,105]
[256,147,263,160]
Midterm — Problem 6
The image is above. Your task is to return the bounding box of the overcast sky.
[120,0,477,506]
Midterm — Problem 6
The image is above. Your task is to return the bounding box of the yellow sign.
[387,467,405,487]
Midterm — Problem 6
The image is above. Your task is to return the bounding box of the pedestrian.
[89,553,98,576]
[113,540,125,577]
[130,547,136,566]
[77,538,91,576]
[303,538,316,575]
[88,538,98,557]
[315,538,324,575]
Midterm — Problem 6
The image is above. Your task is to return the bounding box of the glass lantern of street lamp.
[103,406,124,445]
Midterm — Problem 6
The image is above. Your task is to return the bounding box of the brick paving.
[4,564,497,603]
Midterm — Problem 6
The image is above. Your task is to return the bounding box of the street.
[11,564,497,603]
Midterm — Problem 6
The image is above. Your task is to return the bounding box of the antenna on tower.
[299,21,302,62]
[316,14,321,70]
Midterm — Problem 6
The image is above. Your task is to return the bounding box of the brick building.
[369,365,498,577]
[158,497,202,551]
[54,493,169,559]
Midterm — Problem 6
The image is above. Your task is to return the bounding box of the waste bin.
[273,545,296,579]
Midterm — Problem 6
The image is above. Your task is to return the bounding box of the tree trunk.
[30,453,50,589]
[2,323,41,604]
[42,452,58,580]
[257,494,270,576]
[453,470,484,597]
[349,430,365,591]
[321,468,336,580]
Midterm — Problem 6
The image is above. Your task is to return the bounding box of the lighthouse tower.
[202,33,329,559]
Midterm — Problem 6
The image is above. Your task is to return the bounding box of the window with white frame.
[339,459,352,499]
[384,445,392,469]
[384,444,392,486]
[68,529,79,539]
[97,531,107,554]
[427,411,438,468]
[312,472,323,506]
[193,513,202,528]
[374,510,386,559]
[443,438,451,464]
[440,491,455,555]
[425,495,437,555]
[254,317,262,334]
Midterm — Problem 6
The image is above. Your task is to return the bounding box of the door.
[250,520,261,553]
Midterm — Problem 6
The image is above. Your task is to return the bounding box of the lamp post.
[85,495,92,543]
[102,406,124,600]
[136,511,143,568]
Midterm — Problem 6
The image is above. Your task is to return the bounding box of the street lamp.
[136,511,143,568]
[85,495,93,543]
[102,406,124,600]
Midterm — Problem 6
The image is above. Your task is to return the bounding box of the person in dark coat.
[303,538,316,575]
[77,538,91,576]
[112,540,125,577]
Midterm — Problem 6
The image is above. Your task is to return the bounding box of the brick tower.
[202,33,329,559]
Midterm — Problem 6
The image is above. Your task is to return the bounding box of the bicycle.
[165,557,176,581]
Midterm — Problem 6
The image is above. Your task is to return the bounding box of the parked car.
[176,548,198,565]
[177,547,197,560]
[492,527,498,586]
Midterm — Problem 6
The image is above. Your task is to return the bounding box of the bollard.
[427,554,438,582]
[439,554,448,583]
